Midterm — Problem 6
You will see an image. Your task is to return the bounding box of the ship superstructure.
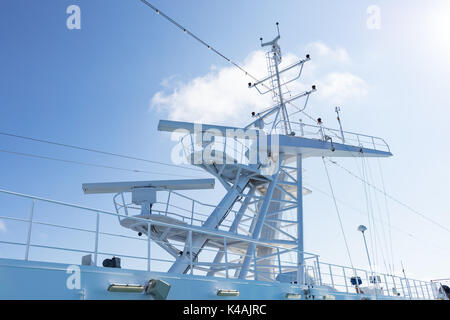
[0,4,446,301]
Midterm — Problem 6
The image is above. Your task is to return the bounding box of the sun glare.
[426,3,450,56]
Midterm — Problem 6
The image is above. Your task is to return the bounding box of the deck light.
[107,284,145,293]
[285,293,302,300]
[217,289,239,296]
[357,225,367,232]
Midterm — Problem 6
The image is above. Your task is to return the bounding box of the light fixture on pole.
[357,225,373,275]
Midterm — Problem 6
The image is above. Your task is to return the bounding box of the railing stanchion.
[303,264,307,285]
[405,278,413,299]
[253,249,257,281]
[343,267,349,293]
[191,201,195,225]
[165,191,171,216]
[399,277,406,298]
[120,192,129,216]
[413,280,420,299]
[277,248,282,276]
[419,281,425,299]
[147,222,152,271]
[391,275,397,296]
[94,212,100,266]
[25,200,35,261]
[365,270,370,287]
[223,135,227,162]
[189,230,193,275]
[315,256,322,285]
[224,237,228,279]
[383,274,390,296]
[425,282,431,299]
[329,264,335,288]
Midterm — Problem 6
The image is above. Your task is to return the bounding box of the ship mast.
[88,19,393,285]
[261,23,291,135]
[247,23,316,135]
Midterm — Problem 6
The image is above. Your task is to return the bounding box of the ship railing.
[303,259,435,299]
[0,188,435,298]
[179,133,272,168]
[172,242,319,283]
[430,279,450,300]
[178,123,390,167]
[112,189,254,232]
[271,119,391,153]
[180,132,250,166]
[0,188,312,282]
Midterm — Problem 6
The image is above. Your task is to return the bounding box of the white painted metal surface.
[82,179,215,194]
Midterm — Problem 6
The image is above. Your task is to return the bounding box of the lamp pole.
[358,224,380,297]
[357,225,373,275]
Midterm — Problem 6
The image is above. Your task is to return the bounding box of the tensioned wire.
[0,131,203,173]
[0,148,202,179]
[138,0,318,125]
[325,157,450,234]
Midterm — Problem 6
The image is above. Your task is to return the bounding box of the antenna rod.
[258,22,292,134]
[335,107,345,143]
[138,0,284,105]
[401,260,413,300]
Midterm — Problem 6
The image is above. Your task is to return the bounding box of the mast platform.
[159,119,392,160]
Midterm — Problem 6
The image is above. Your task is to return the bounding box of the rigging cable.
[365,157,393,275]
[377,157,396,274]
[0,148,202,179]
[360,156,377,272]
[138,0,318,126]
[306,183,450,254]
[325,158,450,234]
[363,156,389,275]
[337,145,397,275]
[0,131,203,173]
[139,0,251,82]
[322,157,354,268]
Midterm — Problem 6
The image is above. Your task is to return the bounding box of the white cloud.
[302,42,368,105]
[151,42,367,124]
[306,41,351,64]
[151,51,272,126]
[0,220,6,233]
[317,72,368,105]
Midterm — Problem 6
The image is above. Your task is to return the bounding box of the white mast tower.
[84,24,392,284]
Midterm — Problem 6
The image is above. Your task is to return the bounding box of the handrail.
[0,188,308,251]
[307,260,434,299]
[272,119,391,153]
[179,133,261,166]
[112,189,251,231]
[0,187,434,298]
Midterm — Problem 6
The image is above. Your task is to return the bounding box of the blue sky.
[0,0,449,282]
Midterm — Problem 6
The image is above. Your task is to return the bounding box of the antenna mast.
[248,23,316,135]
[262,23,291,135]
